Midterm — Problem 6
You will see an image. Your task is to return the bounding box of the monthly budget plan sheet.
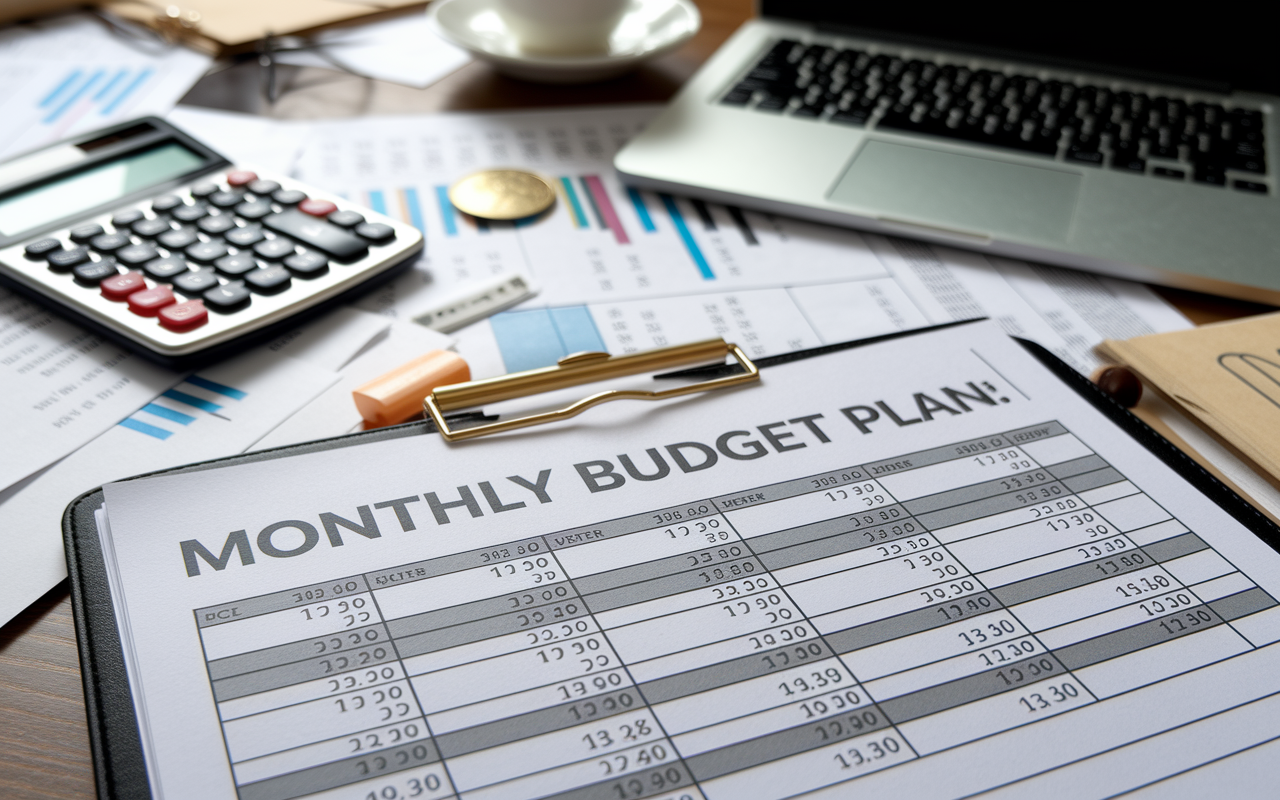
[98,322,1280,800]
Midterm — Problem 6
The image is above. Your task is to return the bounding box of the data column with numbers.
[369,535,689,800]
[195,579,450,800]
[548,495,908,800]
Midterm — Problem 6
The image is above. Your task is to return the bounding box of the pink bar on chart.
[584,175,630,245]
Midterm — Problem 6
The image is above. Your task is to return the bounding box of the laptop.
[614,2,1279,304]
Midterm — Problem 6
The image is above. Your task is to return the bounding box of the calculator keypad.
[1,168,422,362]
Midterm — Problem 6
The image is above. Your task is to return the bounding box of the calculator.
[0,117,423,368]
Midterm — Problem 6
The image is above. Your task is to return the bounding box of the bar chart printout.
[98,324,1280,800]
[299,106,1192,380]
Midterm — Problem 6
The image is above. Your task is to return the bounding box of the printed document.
[97,322,1280,799]
[292,106,1190,379]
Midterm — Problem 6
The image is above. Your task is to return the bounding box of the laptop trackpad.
[829,140,1081,243]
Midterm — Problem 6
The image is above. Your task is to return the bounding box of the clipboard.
[61,322,1280,800]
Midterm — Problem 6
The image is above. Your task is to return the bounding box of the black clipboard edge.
[64,412,491,800]
[61,332,1280,800]
[1015,336,1280,554]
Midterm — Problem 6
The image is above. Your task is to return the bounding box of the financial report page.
[97,322,1280,799]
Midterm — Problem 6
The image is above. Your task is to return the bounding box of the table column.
[932,423,1280,702]
[372,535,692,800]
[552,495,907,800]
[196,576,450,800]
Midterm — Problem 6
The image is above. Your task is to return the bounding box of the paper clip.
[424,338,760,442]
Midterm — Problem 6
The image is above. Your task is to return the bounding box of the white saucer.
[427,0,701,83]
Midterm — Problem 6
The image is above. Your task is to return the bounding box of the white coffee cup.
[497,0,630,56]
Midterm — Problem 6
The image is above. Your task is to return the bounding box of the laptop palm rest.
[828,140,1082,244]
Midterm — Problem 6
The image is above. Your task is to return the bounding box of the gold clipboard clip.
[424,338,760,442]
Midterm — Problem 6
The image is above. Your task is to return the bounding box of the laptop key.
[1193,163,1227,186]
[1233,179,1268,194]
[1227,141,1266,173]
[1153,166,1186,179]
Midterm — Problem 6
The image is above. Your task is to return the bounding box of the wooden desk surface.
[0,2,1270,797]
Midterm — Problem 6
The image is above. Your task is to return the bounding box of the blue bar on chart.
[121,377,248,439]
[101,68,151,115]
[400,188,425,231]
[184,375,248,400]
[117,418,173,440]
[660,194,715,280]
[489,306,607,372]
[45,69,103,124]
[559,177,589,229]
[140,403,196,425]
[366,190,388,216]
[435,185,458,236]
[40,69,82,108]
[627,188,657,233]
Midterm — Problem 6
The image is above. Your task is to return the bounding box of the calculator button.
[272,189,307,206]
[191,182,219,198]
[244,264,292,293]
[171,203,208,223]
[111,209,145,227]
[247,179,280,196]
[203,282,251,312]
[116,243,159,267]
[70,224,105,243]
[252,237,296,261]
[225,224,265,247]
[73,260,119,285]
[100,271,147,301]
[284,251,329,277]
[234,199,273,220]
[186,241,230,264]
[208,190,245,209]
[24,238,62,258]
[127,285,177,316]
[90,232,132,253]
[328,210,365,228]
[197,214,237,235]
[298,198,338,217]
[226,170,258,187]
[173,268,219,295]
[143,256,191,280]
[152,194,184,213]
[264,210,368,261]
[214,253,259,277]
[355,222,395,243]
[47,247,90,271]
[158,227,199,250]
[159,299,208,331]
[132,217,173,238]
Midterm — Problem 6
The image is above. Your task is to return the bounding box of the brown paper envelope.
[1100,311,1280,481]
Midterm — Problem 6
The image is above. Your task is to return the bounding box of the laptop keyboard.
[721,40,1269,194]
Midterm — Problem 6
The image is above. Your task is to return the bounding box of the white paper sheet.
[269,12,471,89]
[0,308,391,627]
[96,321,1280,799]
[0,12,212,159]
[292,106,1192,377]
[250,320,455,451]
[0,286,178,492]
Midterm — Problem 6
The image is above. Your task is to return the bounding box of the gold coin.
[448,169,556,220]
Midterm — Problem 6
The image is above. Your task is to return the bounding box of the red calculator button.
[226,170,258,187]
[159,299,208,332]
[101,271,147,301]
[299,198,338,217]
[127,285,177,316]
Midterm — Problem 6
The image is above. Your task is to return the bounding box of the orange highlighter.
[352,350,471,429]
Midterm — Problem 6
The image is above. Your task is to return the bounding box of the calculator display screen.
[0,142,205,237]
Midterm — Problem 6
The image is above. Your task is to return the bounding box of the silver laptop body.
[615,8,1280,304]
